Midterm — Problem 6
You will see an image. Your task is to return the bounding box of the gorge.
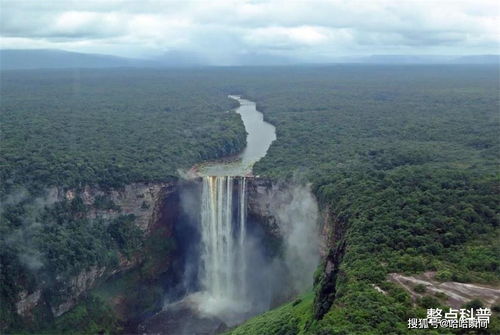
[3,94,321,333]
[135,96,321,334]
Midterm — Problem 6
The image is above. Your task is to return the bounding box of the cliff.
[313,210,347,319]
[247,178,322,297]
[246,177,348,321]
[13,182,177,322]
[246,178,285,240]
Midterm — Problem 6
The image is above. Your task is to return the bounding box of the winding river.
[198,95,276,176]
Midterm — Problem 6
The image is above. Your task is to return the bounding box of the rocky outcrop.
[65,182,175,233]
[319,205,333,257]
[246,178,290,239]
[15,290,42,317]
[52,266,107,317]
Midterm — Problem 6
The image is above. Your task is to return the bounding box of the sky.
[1,0,499,64]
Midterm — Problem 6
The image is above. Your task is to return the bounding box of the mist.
[1,187,62,272]
[170,178,320,327]
[269,183,320,293]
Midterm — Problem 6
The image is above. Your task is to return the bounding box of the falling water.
[140,97,281,332]
[195,96,275,319]
[199,176,248,307]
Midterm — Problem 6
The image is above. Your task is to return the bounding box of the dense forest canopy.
[1,65,499,334]
[2,66,497,195]
[0,69,246,196]
[227,65,500,333]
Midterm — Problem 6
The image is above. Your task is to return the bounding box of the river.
[198,95,276,176]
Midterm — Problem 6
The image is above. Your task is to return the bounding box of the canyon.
[10,96,324,334]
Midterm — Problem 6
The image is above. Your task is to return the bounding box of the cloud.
[244,26,333,49]
[0,0,498,61]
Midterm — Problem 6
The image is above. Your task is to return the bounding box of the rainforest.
[1,65,499,335]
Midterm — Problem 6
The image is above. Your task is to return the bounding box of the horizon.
[1,0,498,65]
[3,48,500,59]
[1,48,499,69]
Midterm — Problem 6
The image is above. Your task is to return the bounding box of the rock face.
[67,182,175,233]
[14,182,177,320]
[51,266,107,317]
[246,178,285,239]
[318,205,333,257]
[15,290,42,317]
[247,178,322,296]
[313,211,347,320]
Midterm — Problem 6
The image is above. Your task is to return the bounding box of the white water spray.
[199,176,248,314]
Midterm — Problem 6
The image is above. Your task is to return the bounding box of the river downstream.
[198,95,276,176]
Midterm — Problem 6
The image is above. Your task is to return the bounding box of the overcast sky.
[1,0,498,63]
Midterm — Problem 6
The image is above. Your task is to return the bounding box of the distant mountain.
[233,53,294,66]
[1,49,498,69]
[365,55,455,64]
[0,49,157,70]
[331,54,500,64]
[153,51,205,66]
[0,49,298,69]
[450,55,500,64]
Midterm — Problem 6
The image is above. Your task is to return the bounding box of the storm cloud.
[0,0,498,63]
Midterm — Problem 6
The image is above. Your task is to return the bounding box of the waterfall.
[199,176,248,305]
